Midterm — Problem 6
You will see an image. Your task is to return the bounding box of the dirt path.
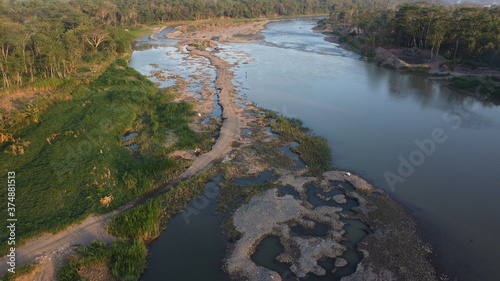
[177,47,245,178]
[0,43,245,280]
[0,214,115,281]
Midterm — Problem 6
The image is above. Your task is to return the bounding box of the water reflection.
[141,176,231,281]
[131,17,500,281]
[227,18,500,281]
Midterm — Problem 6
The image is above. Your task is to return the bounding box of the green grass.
[0,59,202,254]
[108,167,219,241]
[0,77,71,97]
[217,180,275,214]
[0,263,38,281]
[401,66,430,74]
[106,110,334,277]
[28,78,68,90]
[430,72,451,77]
[449,76,500,98]
[58,240,147,281]
[330,30,342,36]
[264,110,332,175]
[104,167,221,280]
[107,197,163,241]
[188,40,216,51]
[0,77,83,133]
[110,240,147,280]
[58,259,84,281]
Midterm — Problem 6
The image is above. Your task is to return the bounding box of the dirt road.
[177,47,245,179]
[0,43,245,280]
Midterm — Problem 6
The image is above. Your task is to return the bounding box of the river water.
[131,18,500,281]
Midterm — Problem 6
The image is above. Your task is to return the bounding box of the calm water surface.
[140,177,230,281]
[229,18,500,281]
[132,18,500,281]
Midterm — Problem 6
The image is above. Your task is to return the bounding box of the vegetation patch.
[0,263,39,281]
[217,180,275,214]
[58,240,146,281]
[264,111,332,175]
[330,30,342,36]
[0,59,202,254]
[449,76,500,98]
[107,109,335,278]
[401,66,430,74]
[188,40,217,51]
[180,20,256,33]
[107,197,164,241]
[108,167,220,241]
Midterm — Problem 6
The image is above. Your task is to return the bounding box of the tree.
[81,29,109,50]
[0,19,25,87]
[426,8,448,58]
[63,29,84,74]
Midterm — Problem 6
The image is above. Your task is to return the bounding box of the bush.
[110,240,147,280]
[58,260,83,281]
[108,198,163,240]
[449,76,500,98]
[57,240,147,281]
[109,167,219,243]
[331,30,342,36]
[265,110,332,175]
[401,66,430,74]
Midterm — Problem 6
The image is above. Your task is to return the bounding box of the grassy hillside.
[0,59,206,252]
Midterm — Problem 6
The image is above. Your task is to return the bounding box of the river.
[130,18,500,281]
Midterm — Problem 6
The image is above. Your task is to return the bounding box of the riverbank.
[2,20,440,281]
[316,21,500,100]
[0,20,265,281]
[166,20,269,43]
[0,58,203,280]
[146,23,439,280]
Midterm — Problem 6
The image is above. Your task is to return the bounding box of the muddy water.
[131,18,500,281]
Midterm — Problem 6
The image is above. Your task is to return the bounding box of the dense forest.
[0,0,496,91]
[327,3,500,65]
[0,0,422,90]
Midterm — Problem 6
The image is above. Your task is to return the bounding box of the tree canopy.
[0,0,424,89]
[328,3,500,65]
